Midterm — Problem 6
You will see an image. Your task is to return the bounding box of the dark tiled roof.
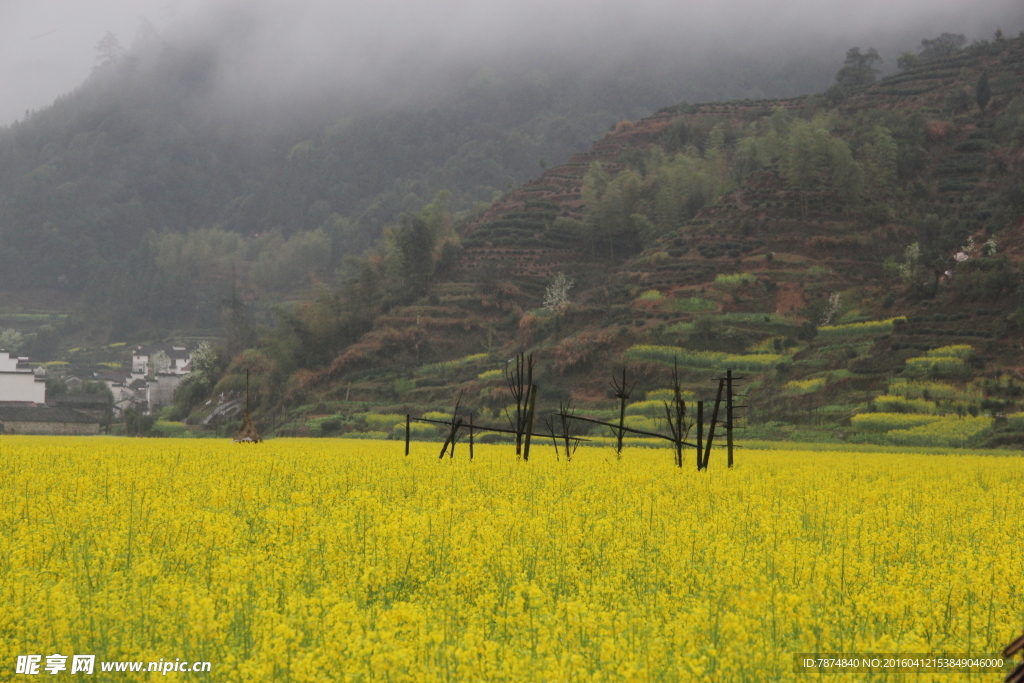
[0,406,98,423]
[49,394,112,407]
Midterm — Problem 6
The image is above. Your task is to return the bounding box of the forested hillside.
[202,32,1024,447]
[0,26,840,342]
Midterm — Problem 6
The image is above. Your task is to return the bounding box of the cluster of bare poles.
[408,353,742,470]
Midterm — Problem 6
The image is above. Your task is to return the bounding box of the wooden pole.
[522,384,537,462]
[702,379,725,470]
[469,413,474,462]
[696,401,704,471]
[405,414,410,456]
[726,369,734,468]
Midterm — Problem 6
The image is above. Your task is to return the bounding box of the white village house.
[0,350,101,435]
[0,350,45,403]
[132,345,192,375]
[102,345,194,416]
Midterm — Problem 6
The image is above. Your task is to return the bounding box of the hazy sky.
[1,0,1021,126]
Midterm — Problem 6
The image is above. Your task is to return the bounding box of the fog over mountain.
[3,0,1021,125]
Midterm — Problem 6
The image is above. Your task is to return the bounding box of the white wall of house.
[132,347,192,376]
[0,371,46,403]
[148,373,183,411]
[0,351,18,372]
[131,352,148,374]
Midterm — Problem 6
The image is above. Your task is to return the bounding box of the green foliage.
[831,47,882,96]
[887,379,971,401]
[976,71,992,111]
[356,413,407,431]
[873,396,937,414]
[624,345,782,371]
[0,328,24,353]
[172,342,225,417]
[645,389,696,403]
[922,345,975,359]
[816,317,904,340]
[714,273,756,288]
[850,412,943,431]
[783,378,826,395]
[152,421,193,438]
[627,400,676,418]
[669,297,716,313]
[416,353,490,377]
[624,415,663,432]
[903,346,974,378]
[781,116,863,212]
[884,415,992,448]
[392,422,438,440]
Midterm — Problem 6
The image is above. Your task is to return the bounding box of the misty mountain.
[0,14,907,335]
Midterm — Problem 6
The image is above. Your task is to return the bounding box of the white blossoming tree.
[543,272,574,313]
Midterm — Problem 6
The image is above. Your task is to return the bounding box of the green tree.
[918,33,966,61]
[385,215,436,303]
[0,329,24,353]
[832,47,882,95]
[862,126,898,200]
[94,32,123,68]
[977,71,992,111]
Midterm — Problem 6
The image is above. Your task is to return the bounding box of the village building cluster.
[0,344,192,435]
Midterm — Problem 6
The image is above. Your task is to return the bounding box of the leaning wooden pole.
[405,414,411,456]
[702,379,725,470]
[522,384,538,462]
[726,369,735,468]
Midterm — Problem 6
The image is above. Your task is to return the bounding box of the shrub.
[816,317,905,340]
[623,345,782,371]
[392,422,438,439]
[903,345,974,377]
[638,289,664,301]
[850,413,943,431]
[783,378,826,394]
[714,272,757,288]
[478,369,504,381]
[887,379,961,401]
[645,389,697,402]
[904,357,966,376]
[152,421,191,438]
[922,345,974,359]
[873,396,937,414]
[358,413,407,430]
[624,415,662,432]
[669,297,716,312]
[415,353,491,377]
[884,415,993,447]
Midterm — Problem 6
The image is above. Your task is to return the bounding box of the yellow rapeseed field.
[2,436,1023,681]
